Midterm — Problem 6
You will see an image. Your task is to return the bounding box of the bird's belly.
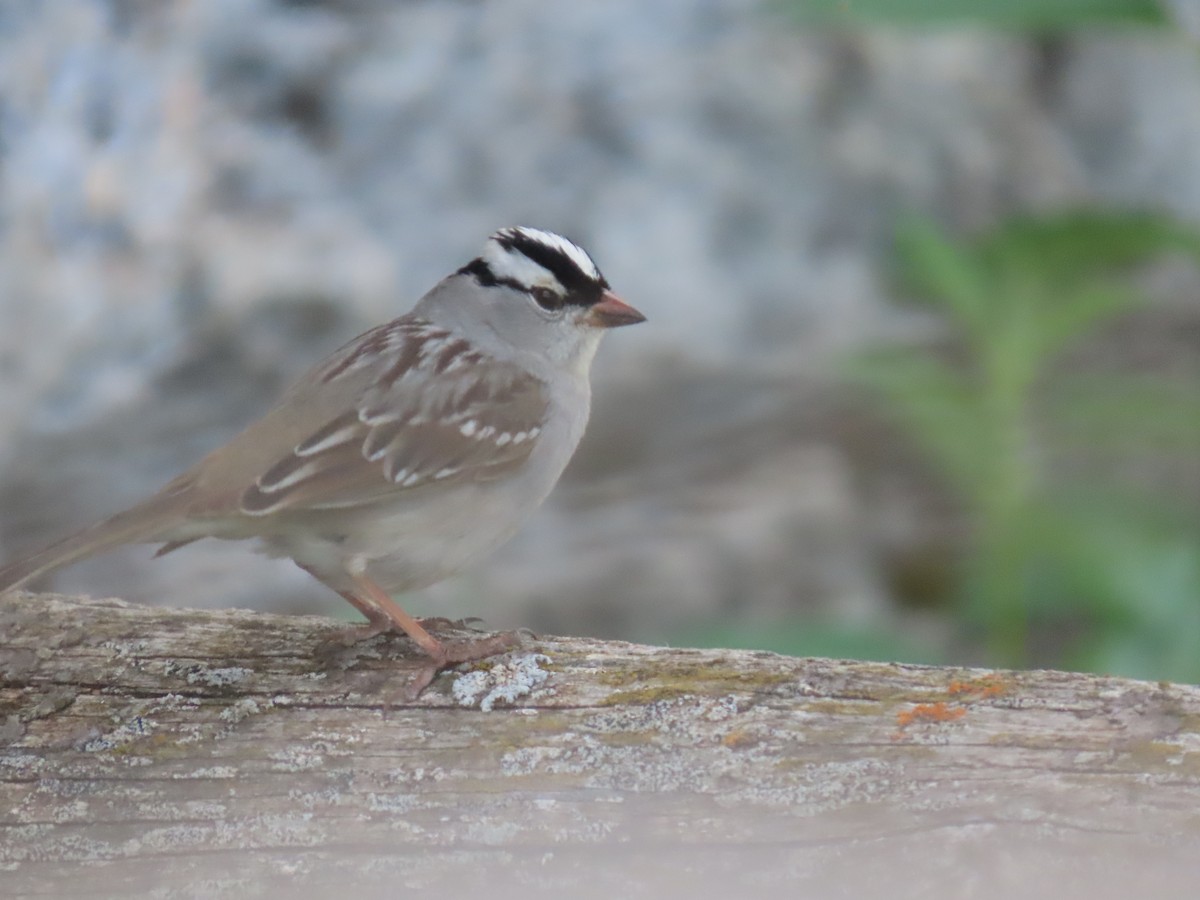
[268,475,545,595]
[361,409,582,592]
[360,491,526,593]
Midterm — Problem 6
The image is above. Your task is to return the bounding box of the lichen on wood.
[2,592,1199,898]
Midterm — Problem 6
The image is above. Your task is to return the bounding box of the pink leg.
[321,571,523,696]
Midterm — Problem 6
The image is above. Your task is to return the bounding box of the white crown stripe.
[485,227,601,290]
[504,227,601,281]
[483,240,552,291]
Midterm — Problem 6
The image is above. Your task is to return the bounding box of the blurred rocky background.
[1,0,1198,679]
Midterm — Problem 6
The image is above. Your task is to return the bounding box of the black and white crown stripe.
[493,227,601,282]
[461,226,609,306]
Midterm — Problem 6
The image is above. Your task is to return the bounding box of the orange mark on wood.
[721,728,757,749]
[896,701,967,729]
[948,674,1012,699]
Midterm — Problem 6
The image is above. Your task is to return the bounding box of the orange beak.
[584,290,646,328]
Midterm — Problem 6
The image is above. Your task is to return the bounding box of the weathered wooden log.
[2,592,1198,898]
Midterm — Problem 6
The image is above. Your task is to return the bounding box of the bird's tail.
[0,499,187,595]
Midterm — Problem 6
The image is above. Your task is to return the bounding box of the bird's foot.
[403,630,524,700]
[315,619,394,656]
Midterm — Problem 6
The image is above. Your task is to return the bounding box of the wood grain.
[2,592,1199,898]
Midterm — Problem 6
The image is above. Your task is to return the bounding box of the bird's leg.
[299,563,396,650]
[346,573,445,658]
[348,572,521,698]
[331,590,397,642]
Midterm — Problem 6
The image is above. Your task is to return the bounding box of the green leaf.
[847,351,995,500]
[789,0,1170,31]
[1047,375,1200,452]
[1068,526,1200,681]
[893,217,992,336]
[982,211,1200,286]
[1033,283,1139,360]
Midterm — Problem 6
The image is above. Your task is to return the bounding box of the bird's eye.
[531,286,565,312]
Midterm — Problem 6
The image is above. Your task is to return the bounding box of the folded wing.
[239,322,548,516]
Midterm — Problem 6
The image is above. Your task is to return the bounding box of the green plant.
[851,212,1200,676]
[788,0,1170,31]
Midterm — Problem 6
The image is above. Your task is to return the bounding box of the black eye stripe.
[457,258,523,292]
[458,257,604,309]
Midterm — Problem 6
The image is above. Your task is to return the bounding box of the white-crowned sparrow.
[0,226,645,694]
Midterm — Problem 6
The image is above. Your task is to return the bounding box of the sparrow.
[0,226,645,695]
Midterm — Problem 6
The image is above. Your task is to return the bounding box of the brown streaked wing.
[239,357,549,516]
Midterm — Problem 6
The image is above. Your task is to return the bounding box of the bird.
[0,226,645,695]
